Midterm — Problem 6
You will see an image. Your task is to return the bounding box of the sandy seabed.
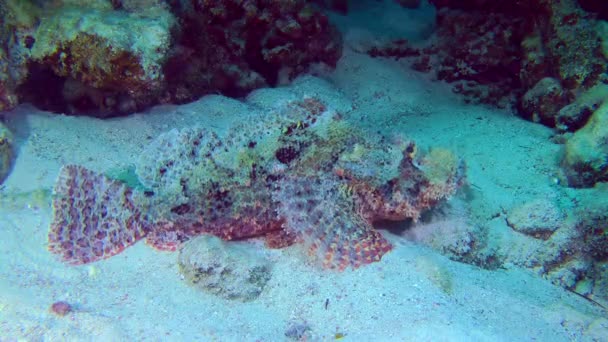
[1,48,607,341]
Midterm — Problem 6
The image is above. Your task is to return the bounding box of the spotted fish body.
[48,98,464,270]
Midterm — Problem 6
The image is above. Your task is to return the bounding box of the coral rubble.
[48,98,464,270]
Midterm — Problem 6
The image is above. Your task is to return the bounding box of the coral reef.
[0,0,175,115]
[0,84,18,113]
[178,235,272,301]
[369,3,530,107]
[555,83,608,132]
[26,1,173,115]
[312,0,349,14]
[0,0,343,116]
[162,0,342,103]
[48,98,464,270]
[368,0,607,119]
[0,121,14,183]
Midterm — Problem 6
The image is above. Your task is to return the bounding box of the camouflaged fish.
[48,98,464,270]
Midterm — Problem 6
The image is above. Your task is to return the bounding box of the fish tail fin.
[48,165,151,265]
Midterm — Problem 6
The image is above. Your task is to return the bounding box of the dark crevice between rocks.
[16,63,67,114]
[16,62,142,118]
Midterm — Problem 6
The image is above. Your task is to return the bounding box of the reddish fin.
[48,165,151,265]
[274,176,392,270]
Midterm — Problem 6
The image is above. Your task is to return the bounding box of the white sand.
[1,47,607,341]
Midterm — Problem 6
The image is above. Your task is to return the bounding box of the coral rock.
[555,84,608,132]
[379,0,607,124]
[562,101,608,187]
[3,0,342,115]
[506,199,564,239]
[572,185,608,261]
[28,3,175,115]
[520,77,568,126]
[383,8,528,107]
[178,235,272,301]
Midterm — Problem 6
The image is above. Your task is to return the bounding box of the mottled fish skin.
[48,98,464,269]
